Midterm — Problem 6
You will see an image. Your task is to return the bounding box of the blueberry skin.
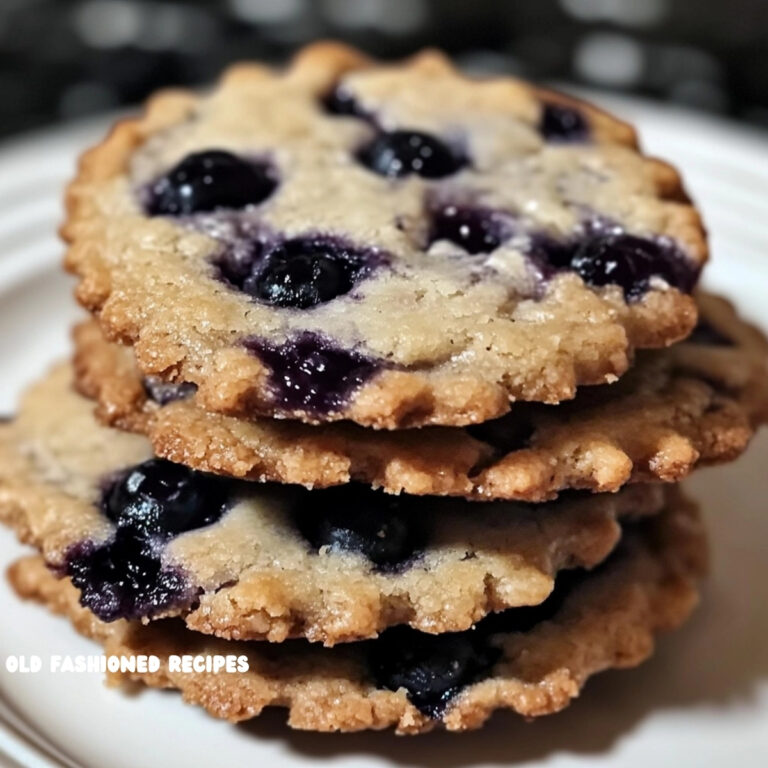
[66,531,193,623]
[540,102,590,142]
[570,233,696,300]
[244,239,356,309]
[369,627,501,717]
[146,150,276,215]
[529,227,698,300]
[429,205,505,254]
[103,458,229,538]
[216,235,381,310]
[245,332,383,416]
[357,131,466,179]
[66,459,232,622]
[294,486,424,569]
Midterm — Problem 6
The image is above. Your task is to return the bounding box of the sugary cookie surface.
[9,493,706,733]
[64,43,706,427]
[0,365,669,644]
[73,293,768,499]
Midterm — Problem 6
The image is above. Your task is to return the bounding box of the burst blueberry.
[369,627,500,717]
[294,486,424,569]
[540,102,589,142]
[429,205,506,254]
[357,130,466,179]
[146,150,276,215]
[569,233,696,299]
[103,458,229,538]
[65,459,232,622]
[245,332,383,415]
[529,224,698,300]
[66,531,193,622]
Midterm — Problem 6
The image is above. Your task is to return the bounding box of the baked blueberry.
[65,531,193,622]
[216,235,381,309]
[369,626,500,716]
[528,231,578,273]
[245,332,383,415]
[429,204,506,254]
[72,459,230,621]
[244,237,360,308]
[294,486,424,569]
[146,150,276,215]
[569,233,696,299]
[540,102,589,142]
[143,377,198,405]
[357,130,466,179]
[102,459,229,537]
[530,225,697,300]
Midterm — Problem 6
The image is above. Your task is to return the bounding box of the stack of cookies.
[2,43,767,734]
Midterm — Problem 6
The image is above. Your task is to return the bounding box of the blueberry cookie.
[63,42,706,428]
[0,364,668,644]
[73,293,767,500]
[9,492,706,733]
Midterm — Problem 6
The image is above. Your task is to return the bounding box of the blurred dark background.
[2,0,767,139]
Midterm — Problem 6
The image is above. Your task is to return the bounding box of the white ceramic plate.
[0,97,767,768]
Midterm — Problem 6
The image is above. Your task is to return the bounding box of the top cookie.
[64,42,706,428]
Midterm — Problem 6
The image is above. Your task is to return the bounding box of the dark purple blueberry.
[428,205,506,254]
[540,102,589,142]
[294,486,424,569]
[688,320,733,346]
[143,377,198,406]
[102,459,229,538]
[322,87,367,117]
[357,131,466,179]
[366,531,633,716]
[244,238,357,309]
[369,626,500,717]
[466,411,534,454]
[569,233,697,299]
[146,150,276,216]
[65,531,195,622]
[216,235,382,310]
[245,332,383,415]
[528,231,578,273]
[64,459,231,622]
